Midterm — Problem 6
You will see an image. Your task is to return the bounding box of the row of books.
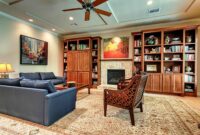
[185,54,195,61]
[145,47,160,53]
[164,46,183,52]
[184,75,195,83]
[185,46,195,52]
[134,40,142,47]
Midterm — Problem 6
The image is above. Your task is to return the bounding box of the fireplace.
[107,69,125,85]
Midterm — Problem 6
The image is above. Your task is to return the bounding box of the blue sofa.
[0,80,76,126]
[19,72,66,85]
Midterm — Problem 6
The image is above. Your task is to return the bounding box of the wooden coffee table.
[56,82,90,94]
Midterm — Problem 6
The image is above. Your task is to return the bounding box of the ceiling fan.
[62,0,112,23]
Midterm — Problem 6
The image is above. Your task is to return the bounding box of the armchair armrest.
[44,88,77,126]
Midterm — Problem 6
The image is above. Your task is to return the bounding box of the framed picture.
[172,65,181,73]
[146,65,157,72]
[20,35,48,65]
[103,37,129,59]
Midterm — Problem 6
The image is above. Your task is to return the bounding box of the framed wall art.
[20,35,48,65]
[103,36,129,59]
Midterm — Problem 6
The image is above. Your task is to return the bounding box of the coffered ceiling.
[0,0,200,35]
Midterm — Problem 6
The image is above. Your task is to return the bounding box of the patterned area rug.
[0,90,200,135]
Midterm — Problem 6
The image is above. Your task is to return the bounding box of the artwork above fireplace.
[107,69,125,85]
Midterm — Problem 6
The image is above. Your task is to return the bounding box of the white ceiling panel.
[0,0,199,34]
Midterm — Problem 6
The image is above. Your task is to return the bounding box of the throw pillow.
[0,78,21,86]
[40,72,56,80]
[20,80,56,93]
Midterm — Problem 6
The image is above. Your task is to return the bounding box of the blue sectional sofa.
[0,78,76,126]
[19,72,66,85]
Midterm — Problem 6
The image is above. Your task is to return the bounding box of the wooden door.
[77,72,90,85]
[152,74,162,92]
[78,51,90,72]
[67,72,78,82]
[67,51,78,71]
[163,74,172,93]
[145,74,152,92]
[172,74,183,94]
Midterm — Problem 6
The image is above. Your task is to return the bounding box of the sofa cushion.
[40,72,56,80]
[19,72,41,80]
[20,80,56,93]
[0,78,21,86]
[50,79,64,85]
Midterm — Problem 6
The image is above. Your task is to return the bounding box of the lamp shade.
[0,64,14,73]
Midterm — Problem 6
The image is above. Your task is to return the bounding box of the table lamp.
[0,64,15,78]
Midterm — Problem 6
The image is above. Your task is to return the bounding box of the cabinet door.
[67,51,78,71]
[78,51,90,72]
[172,74,183,94]
[163,74,172,93]
[152,74,162,92]
[77,72,90,85]
[67,72,78,82]
[145,74,152,92]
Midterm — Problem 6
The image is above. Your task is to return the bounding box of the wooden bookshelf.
[63,37,101,88]
[132,26,198,96]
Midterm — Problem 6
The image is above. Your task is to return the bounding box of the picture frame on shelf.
[172,65,181,73]
[146,65,157,72]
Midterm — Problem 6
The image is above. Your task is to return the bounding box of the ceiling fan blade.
[62,8,83,12]
[94,8,111,16]
[9,0,23,5]
[85,11,90,21]
[77,0,83,4]
[92,0,108,7]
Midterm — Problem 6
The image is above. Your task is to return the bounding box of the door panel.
[78,51,90,72]
[67,51,78,71]
[67,72,78,82]
[172,74,183,94]
[163,74,172,93]
[77,72,90,85]
[152,74,162,92]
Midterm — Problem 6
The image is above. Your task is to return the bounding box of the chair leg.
[104,102,107,117]
[129,108,135,126]
[139,102,143,112]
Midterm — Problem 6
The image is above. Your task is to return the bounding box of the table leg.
[88,86,90,94]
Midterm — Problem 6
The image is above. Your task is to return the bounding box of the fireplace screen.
[107,69,125,85]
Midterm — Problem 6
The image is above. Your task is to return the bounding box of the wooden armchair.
[104,74,148,125]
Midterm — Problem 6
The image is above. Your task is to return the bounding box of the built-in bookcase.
[132,26,198,96]
[63,37,101,88]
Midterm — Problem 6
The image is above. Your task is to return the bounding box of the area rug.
[0,90,200,135]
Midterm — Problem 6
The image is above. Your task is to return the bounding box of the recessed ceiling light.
[147,0,153,5]
[52,28,56,31]
[69,16,74,21]
[28,19,33,22]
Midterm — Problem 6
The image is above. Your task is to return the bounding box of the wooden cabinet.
[162,74,183,94]
[78,51,90,72]
[145,74,162,92]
